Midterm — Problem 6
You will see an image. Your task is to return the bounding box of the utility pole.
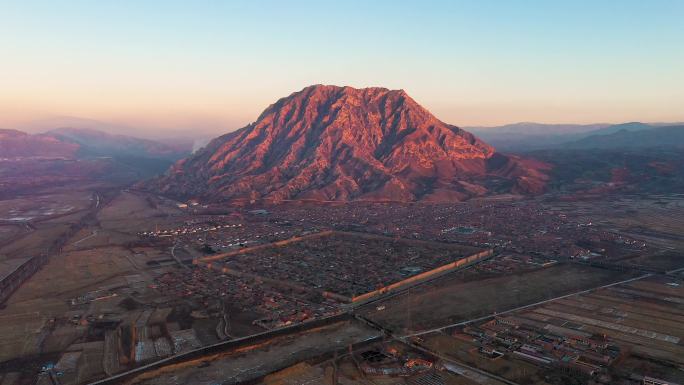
[332,350,338,385]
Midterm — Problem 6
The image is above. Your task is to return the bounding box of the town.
[1,190,683,385]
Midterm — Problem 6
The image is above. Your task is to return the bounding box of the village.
[1,191,684,385]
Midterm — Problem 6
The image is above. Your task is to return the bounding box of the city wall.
[350,249,494,303]
[0,255,47,305]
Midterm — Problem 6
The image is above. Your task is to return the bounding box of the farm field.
[419,274,684,384]
[360,263,636,334]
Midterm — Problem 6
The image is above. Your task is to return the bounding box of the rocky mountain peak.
[149,85,547,202]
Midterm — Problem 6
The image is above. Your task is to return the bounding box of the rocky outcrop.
[150,85,549,202]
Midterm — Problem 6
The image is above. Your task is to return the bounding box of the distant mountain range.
[12,115,213,148]
[0,128,193,195]
[0,129,79,158]
[564,124,684,150]
[0,127,191,161]
[47,127,191,161]
[468,122,681,151]
[147,85,549,202]
[4,95,681,201]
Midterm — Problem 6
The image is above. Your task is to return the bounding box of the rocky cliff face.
[150,85,549,202]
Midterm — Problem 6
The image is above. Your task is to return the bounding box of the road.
[666,265,684,275]
[170,242,190,270]
[73,230,98,246]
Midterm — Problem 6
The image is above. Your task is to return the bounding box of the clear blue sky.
[1,0,682,136]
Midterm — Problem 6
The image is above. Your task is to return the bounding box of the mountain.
[0,127,191,161]
[468,122,610,136]
[579,121,654,137]
[0,129,79,158]
[16,115,222,145]
[467,122,681,152]
[47,127,191,161]
[467,123,611,151]
[148,85,549,202]
[564,125,684,150]
[0,128,193,197]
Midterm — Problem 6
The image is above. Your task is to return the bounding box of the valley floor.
[1,189,683,385]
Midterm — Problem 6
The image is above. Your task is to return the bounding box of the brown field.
[422,333,546,384]
[63,227,140,252]
[98,191,183,233]
[0,225,25,246]
[0,223,72,259]
[0,191,92,223]
[132,320,381,385]
[622,251,684,272]
[420,274,684,384]
[0,245,164,362]
[527,277,684,365]
[596,196,684,253]
[360,263,634,334]
[0,187,206,383]
[0,190,96,260]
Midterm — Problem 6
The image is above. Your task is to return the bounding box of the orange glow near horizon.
[3,86,682,138]
[1,1,682,137]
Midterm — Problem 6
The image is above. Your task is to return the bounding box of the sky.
[1,0,683,138]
